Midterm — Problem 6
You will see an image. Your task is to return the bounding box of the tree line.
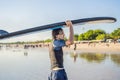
[74,28,120,41]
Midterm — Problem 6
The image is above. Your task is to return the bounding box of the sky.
[0,0,120,42]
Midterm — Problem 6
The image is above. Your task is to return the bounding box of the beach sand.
[63,43,120,53]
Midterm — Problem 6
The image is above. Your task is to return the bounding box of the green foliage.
[93,29,106,38]
[78,33,84,41]
[74,34,79,41]
[78,29,106,40]
[96,34,105,40]
[84,30,94,40]
[105,33,112,39]
[110,28,120,39]
[44,39,52,42]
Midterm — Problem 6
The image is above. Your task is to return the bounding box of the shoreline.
[0,42,120,53]
[63,43,120,53]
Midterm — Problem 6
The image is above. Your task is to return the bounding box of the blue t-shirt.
[53,40,65,50]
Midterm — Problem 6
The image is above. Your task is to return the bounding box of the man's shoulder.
[54,40,65,44]
[53,40,65,48]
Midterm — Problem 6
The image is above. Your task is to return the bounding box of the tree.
[78,33,85,40]
[78,29,106,40]
[96,34,106,40]
[110,28,120,39]
[105,33,112,39]
[84,30,94,40]
[74,34,79,41]
[94,29,106,39]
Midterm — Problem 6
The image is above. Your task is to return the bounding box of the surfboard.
[0,17,116,39]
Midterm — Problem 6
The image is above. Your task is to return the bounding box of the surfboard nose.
[0,30,9,36]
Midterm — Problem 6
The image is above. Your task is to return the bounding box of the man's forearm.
[69,26,74,44]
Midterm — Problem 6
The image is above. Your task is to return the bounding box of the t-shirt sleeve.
[53,40,66,48]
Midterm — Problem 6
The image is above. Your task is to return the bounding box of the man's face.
[56,30,65,40]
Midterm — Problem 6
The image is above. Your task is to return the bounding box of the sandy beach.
[0,42,120,53]
[64,43,120,53]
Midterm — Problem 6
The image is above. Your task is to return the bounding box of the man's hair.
[52,28,63,40]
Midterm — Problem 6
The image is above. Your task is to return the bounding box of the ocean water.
[0,46,120,80]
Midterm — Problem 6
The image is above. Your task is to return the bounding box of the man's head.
[52,28,65,40]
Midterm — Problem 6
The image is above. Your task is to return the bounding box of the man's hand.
[65,20,73,27]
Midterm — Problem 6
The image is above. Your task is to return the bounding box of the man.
[48,20,74,80]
